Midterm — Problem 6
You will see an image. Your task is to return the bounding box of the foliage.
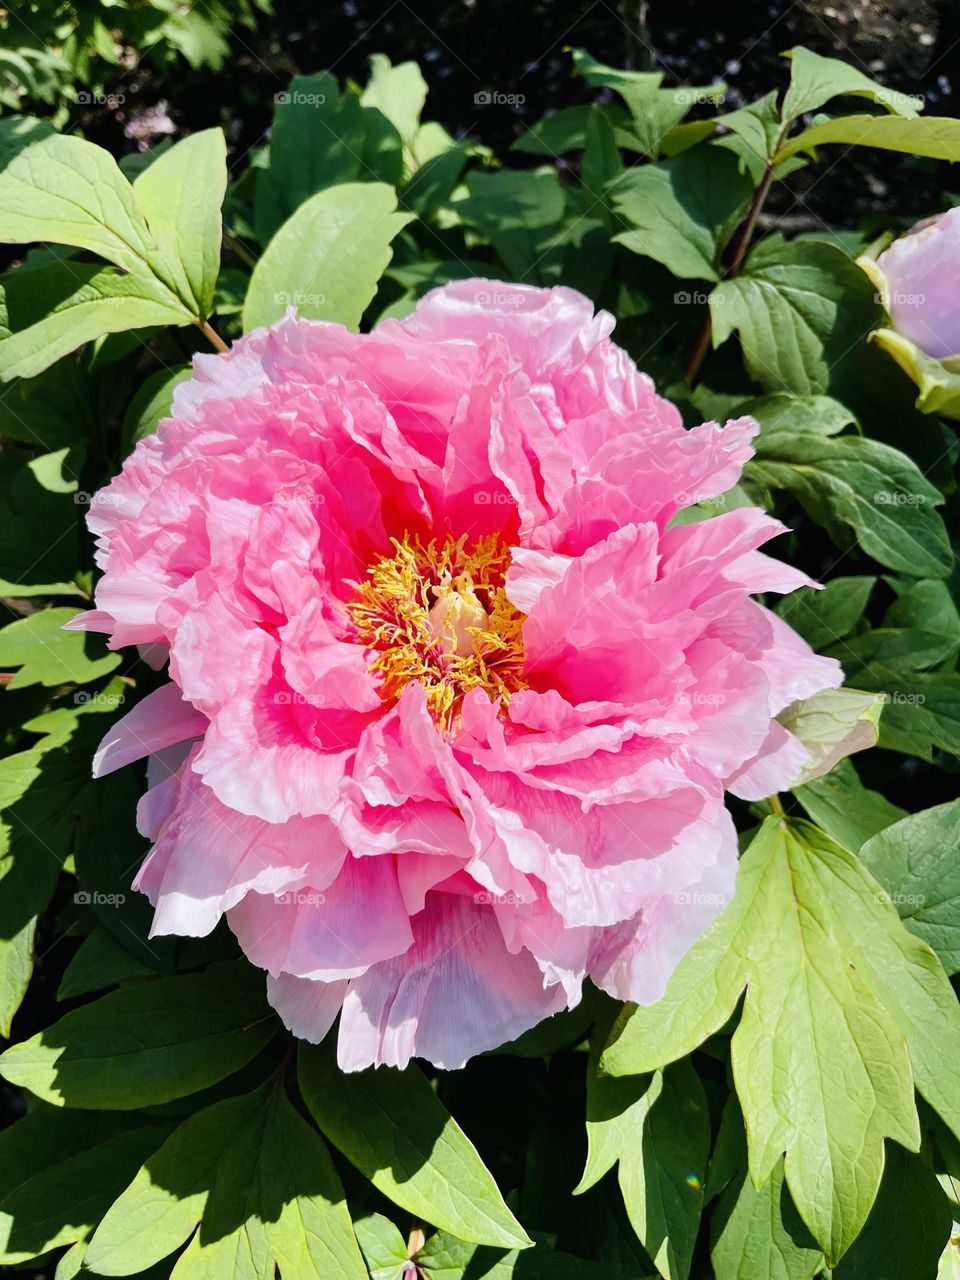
[0,41,959,1280]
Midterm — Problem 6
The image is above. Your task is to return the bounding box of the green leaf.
[361,54,427,147]
[777,114,960,164]
[841,671,960,759]
[577,1055,709,1280]
[0,961,277,1108]
[832,1139,951,1280]
[0,356,95,449]
[793,759,905,851]
[747,430,952,579]
[781,46,923,124]
[242,182,413,332]
[600,817,925,1263]
[742,391,857,438]
[778,687,884,785]
[355,1215,409,1280]
[777,577,876,652]
[57,927,155,1001]
[0,448,83,595]
[86,1080,367,1279]
[298,1042,531,1250]
[0,132,158,274]
[255,73,366,244]
[710,239,881,393]
[121,364,191,452]
[0,1107,170,1264]
[457,169,565,281]
[860,802,960,975]
[716,92,782,167]
[0,607,120,688]
[0,258,191,381]
[513,104,637,156]
[711,1158,824,1280]
[0,701,125,1035]
[416,1230,615,1279]
[611,145,753,280]
[132,129,227,317]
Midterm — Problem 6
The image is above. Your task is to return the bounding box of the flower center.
[348,533,527,729]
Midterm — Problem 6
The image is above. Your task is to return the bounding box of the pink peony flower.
[875,207,960,358]
[72,281,841,1070]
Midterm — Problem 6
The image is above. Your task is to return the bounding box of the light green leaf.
[242,182,412,332]
[611,145,752,280]
[577,1056,709,1280]
[836,670,960,759]
[298,1042,531,1250]
[86,1081,367,1280]
[794,759,905,851]
[781,46,923,124]
[778,687,884,785]
[0,607,120,688]
[709,239,880,393]
[0,961,277,1108]
[711,1158,823,1280]
[361,54,427,146]
[777,114,960,165]
[747,430,952,579]
[355,1215,409,1280]
[133,129,227,317]
[0,1108,170,1265]
[600,817,924,1264]
[860,802,960,975]
[0,132,157,273]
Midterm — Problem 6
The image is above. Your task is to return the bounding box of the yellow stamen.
[347,533,527,730]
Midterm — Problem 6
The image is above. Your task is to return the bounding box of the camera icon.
[474,90,492,106]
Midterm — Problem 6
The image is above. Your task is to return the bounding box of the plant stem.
[196,318,229,354]
[768,794,785,816]
[684,161,776,386]
[225,230,259,270]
